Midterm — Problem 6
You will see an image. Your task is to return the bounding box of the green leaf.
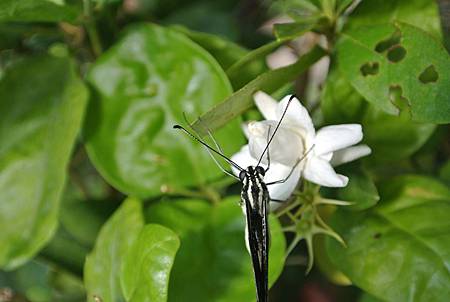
[326,175,450,302]
[0,0,81,23]
[171,25,248,70]
[321,66,436,163]
[0,260,85,302]
[273,21,316,40]
[192,46,327,135]
[359,292,384,302]
[84,23,244,198]
[84,198,144,302]
[172,26,268,90]
[337,22,450,123]
[336,163,379,211]
[0,55,87,270]
[121,224,180,302]
[226,38,291,80]
[440,160,450,185]
[145,197,286,302]
[362,103,436,162]
[344,0,442,37]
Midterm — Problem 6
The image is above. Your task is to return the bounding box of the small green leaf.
[192,46,327,135]
[326,175,450,302]
[0,0,81,23]
[321,67,436,163]
[145,197,286,302]
[273,21,315,40]
[84,198,144,302]
[121,224,180,302]
[337,22,450,123]
[0,55,87,269]
[85,23,244,198]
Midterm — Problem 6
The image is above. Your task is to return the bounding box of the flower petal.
[231,145,300,210]
[330,144,372,166]
[265,162,301,202]
[230,145,258,176]
[303,156,348,187]
[266,46,298,69]
[314,124,363,156]
[247,121,304,166]
[277,95,315,145]
[241,122,251,139]
[254,91,278,121]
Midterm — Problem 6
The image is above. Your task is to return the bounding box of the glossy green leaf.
[121,224,180,302]
[321,67,436,162]
[192,46,327,135]
[0,0,81,23]
[0,55,87,270]
[327,175,450,302]
[336,163,379,211]
[145,197,286,302]
[337,22,450,123]
[344,0,442,37]
[84,198,144,302]
[85,23,244,198]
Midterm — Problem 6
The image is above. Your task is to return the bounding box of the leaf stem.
[83,0,102,57]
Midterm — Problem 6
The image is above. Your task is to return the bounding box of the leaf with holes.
[145,197,286,302]
[326,175,450,301]
[321,67,436,163]
[84,24,244,198]
[0,55,87,270]
[337,22,450,124]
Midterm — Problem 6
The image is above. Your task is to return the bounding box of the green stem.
[83,0,102,57]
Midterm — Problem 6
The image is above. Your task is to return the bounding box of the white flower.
[231,91,371,201]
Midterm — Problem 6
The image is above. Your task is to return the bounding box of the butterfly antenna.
[256,95,296,167]
[173,124,244,172]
